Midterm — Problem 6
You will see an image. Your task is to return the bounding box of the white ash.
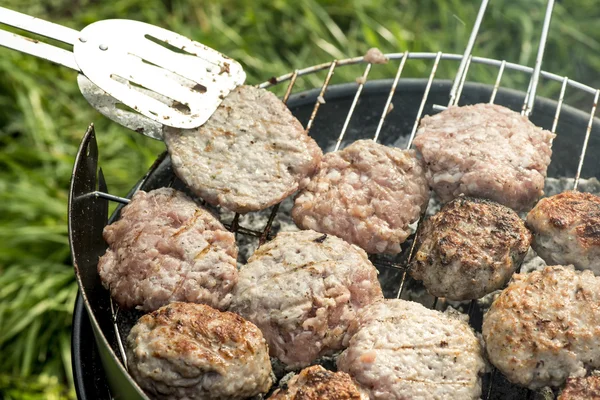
[355,76,367,85]
[317,95,326,104]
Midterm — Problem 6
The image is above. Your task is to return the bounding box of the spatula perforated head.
[73,19,245,130]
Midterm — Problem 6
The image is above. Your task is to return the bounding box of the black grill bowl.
[71,79,600,400]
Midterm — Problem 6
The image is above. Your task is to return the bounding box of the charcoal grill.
[69,1,600,399]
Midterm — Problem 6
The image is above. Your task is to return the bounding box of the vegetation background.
[0,0,598,398]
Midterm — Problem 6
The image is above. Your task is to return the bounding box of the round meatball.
[292,140,430,254]
[229,230,383,368]
[410,196,532,300]
[268,365,368,399]
[413,103,555,211]
[98,188,238,312]
[527,190,600,274]
[559,376,600,400]
[164,85,322,213]
[126,302,273,400]
[483,265,600,389]
[337,299,486,400]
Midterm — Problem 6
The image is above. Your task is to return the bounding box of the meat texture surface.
[98,188,238,312]
[127,302,273,400]
[558,376,600,400]
[410,196,531,300]
[483,265,600,389]
[268,365,368,400]
[164,85,322,213]
[337,299,486,400]
[229,230,383,368]
[527,190,600,274]
[293,140,430,254]
[413,103,555,211]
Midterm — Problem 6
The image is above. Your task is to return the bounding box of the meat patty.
[410,196,532,300]
[559,376,600,400]
[163,85,322,213]
[268,365,368,400]
[292,140,430,254]
[482,265,600,389]
[126,302,273,400]
[527,190,600,275]
[229,230,383,368]
[337,299,486,400]
[413,103,555,211]
[98,188,238,312]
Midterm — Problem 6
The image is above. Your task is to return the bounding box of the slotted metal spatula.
[0,7,246,139]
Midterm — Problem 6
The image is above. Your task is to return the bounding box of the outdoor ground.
[0,0,599,398]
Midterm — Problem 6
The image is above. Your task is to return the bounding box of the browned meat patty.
[483,265,600,389]
[410,196,531,300]
[337,299,486,400]
[127,302,273,400]
[413,103,555,211]
[163,85,322,213]
[98,188,238,312]
[559,376,600,400]
[229,230,383,369]
[268,365,368,400]
[527,190,600,274]
[292,140,430,254]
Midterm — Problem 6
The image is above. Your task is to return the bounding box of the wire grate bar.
[523,0,556,117]
[551,76,568,134]
[448,0,490,107]
[260,70,300,244]
[78,190,130,204]
[406,51,443,149]
[455,55,473,106]
[110,300,128,368]
[373,51,408,143]
[334,63,372,151]
[489,60,506,104]
[305,61,337,134]
[574,89,600,190]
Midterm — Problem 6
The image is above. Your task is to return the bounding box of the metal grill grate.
[82,0,600,398]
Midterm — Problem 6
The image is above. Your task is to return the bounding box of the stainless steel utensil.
[0,7,246,139]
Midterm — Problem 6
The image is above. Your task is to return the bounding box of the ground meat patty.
[527,190,600,275]
[163,85,322,213]
[413,103,555,211]
[268,365,368,400]
[483,265,600,389]
[410,196,531,300]
[558,376,600,400]
[98,188,238,312]
[292,140,430,254]
[229,230,383,368]
[337,299,485,400]
[127,302,273,399]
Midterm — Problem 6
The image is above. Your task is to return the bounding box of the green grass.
[1,0,599,398]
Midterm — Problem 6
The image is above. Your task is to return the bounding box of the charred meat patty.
[229,230,383,369]
[559,376,600,400]
[98,188,238,312]
[483,265,600,389]
[337,299,486,400]
[410,196,531,300]
[127,302,273,400]
[292,140,430,254]
[413,103,555,211]
[527,190,600,274]
[268,365,368,400]
[164,85,322,213]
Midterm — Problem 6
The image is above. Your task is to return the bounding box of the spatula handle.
[0,7,79,44]
[0,7,80,70]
